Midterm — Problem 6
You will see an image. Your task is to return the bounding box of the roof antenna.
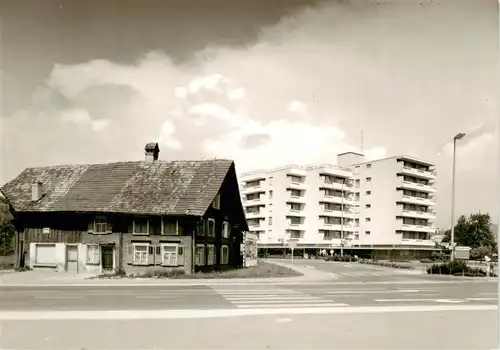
[360,130,364,154]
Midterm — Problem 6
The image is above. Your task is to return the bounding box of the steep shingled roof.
[1,159,235,217]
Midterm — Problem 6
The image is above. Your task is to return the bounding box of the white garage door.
[35,244,56,265]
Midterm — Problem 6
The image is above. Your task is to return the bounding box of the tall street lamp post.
[449,132,466,262]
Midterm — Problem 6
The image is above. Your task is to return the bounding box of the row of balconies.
[246,205,435,220]
[242,162,437,194]
[245,190,435,207]
[242,176,354,195]
[247,219,436,234]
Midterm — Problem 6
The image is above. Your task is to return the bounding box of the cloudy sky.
[1,0,498,228]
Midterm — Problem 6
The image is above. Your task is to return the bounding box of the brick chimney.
[145,142,160,162]
[32,182,43,201]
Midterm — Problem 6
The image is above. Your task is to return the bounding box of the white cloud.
[227,87,246,100]
[287,100,307,113]
[91,118,111,132]
[61,109,92,124]
[61,108,111,132]
[174,87,188,99]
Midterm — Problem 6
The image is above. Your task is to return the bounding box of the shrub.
[139,268,186,278]
[324,254,358,262]
[426,260,495,277]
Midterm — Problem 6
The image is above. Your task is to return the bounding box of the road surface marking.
[237,303,349,308]
[209,290,296,294]
[234,299,333,304]
[135,296,179,299]
[466,297,497,301]
[375,298,465,303]
[226,296,322,301]
[478,292,497,296]
[0,305,494,320]
[33,296,83,299]
[327,289,421,294]
[212,286,333,309]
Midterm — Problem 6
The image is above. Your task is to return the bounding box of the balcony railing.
[400,165,437,179]
[245,211,265,219]
[398,179,436,193]
[398,193,436,206]
[399,223,437,233]
[401,209,436,219]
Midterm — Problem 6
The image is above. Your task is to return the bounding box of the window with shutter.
[195,244,205,266]
[207,219,215,237]
[207,245,215,265]
[221,245,229,264]
[161,244,178,266]
[197,221,205,236]
[133,244,149,265]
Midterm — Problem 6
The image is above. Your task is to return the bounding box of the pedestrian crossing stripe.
[211,287,348,309]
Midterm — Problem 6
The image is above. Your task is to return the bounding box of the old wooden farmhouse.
[1,143,248,275]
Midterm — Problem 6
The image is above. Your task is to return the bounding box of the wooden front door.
[66,245,78,272]
[102,246,114,270]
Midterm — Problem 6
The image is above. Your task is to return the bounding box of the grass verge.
[90,261,303,280]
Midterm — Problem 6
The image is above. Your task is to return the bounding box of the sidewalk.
[0,260,337,286]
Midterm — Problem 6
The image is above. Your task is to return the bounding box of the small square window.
[365,190,371,195]
[366,177,372,182]
[133,218,149,235]
[366,204,371,208]
[366,164,372,168]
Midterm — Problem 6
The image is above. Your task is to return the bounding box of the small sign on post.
[287,239,298,264]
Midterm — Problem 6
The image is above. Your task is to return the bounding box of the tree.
[442,212,496,251]
[0,198,15,256]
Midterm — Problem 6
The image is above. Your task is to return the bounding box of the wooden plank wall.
[22,228,82,244]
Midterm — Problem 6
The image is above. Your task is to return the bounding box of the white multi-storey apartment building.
[241,152,438,258]
[337,152,437,249]
[240,164,356,249]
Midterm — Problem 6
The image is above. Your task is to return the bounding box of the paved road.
[0,280,496,311]
[2,309,496,349]
[278,258,432,281]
